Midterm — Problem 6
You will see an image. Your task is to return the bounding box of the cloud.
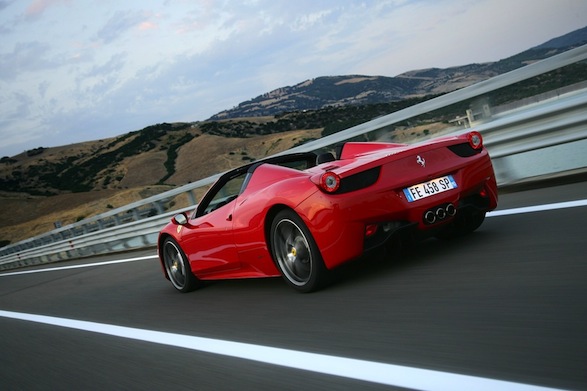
[0,91,47,153]
[0,41,58,80]
[139,21,157,31]
[9,91,34,119]
[84,53,126,78]
[24,0,69,21]
[95,10,145,44]
[0,0,14,11]
[38,80,49,98]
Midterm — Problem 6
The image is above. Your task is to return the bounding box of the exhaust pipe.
[436,207,446,220]
[423,203,456,224]
[446,203,456,217]
[424,210,436,224]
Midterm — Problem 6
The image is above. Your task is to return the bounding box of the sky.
[1,0,586,158]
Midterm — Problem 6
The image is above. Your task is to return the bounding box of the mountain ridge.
[210,26,587,120]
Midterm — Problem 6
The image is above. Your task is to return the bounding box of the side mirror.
[172,213,188,225]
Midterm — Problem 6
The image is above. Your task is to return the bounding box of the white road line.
[0,310,565,391]
[487,199,587,217]
[0,255,158,277]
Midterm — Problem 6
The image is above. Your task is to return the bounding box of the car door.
[180,172,246,277]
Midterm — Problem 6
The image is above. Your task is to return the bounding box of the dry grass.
[0,186,173,244]
[0,128,321,245]
[168,129,321,184]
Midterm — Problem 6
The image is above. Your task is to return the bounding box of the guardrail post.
[153,201,165,215]
[187,190,197,205]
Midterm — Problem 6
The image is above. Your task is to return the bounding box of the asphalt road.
[1,181,586,390]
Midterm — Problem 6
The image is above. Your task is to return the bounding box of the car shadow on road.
[326,228,500,291]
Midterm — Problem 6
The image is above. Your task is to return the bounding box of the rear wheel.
[270,210,326,293]
[162,237,201,292]
[463,210,486,233]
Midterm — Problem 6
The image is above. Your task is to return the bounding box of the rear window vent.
[337,167,381,194]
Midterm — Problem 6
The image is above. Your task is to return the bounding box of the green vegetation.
[1,156,17,164]
[491,63,587,105]
[26,147,46,157]
[159,133,196,183]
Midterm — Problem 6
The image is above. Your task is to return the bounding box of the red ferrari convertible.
[158,131,497,292]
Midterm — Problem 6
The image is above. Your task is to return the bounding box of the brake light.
[468,131,483,150]
[320,172,341,193]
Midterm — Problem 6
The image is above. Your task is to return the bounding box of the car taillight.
[320,172,341,193]
[468,131,483,150]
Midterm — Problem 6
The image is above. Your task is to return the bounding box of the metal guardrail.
[481,89,587,157]
[1,44,587,270]
[477,88,587,184]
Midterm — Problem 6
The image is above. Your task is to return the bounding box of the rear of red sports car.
[158,130,497,293]
[293,131,498,271]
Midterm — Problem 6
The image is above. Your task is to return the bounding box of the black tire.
[270,210,327,293]
[436,211,486,240]
[162,237,201,292]
[463,210,486,233]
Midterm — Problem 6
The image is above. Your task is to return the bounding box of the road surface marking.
[487,199,587,217]
[0,309,566,391]
[0,255,157,277]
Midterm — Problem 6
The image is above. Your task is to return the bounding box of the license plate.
[403,175,457,202]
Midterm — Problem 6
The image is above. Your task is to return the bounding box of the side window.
[202,173,246,215]
[194,154,316,218]
[210,174,246,204]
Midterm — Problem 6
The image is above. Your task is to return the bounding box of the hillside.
[1,25,586,247]
[0,127,323,244]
